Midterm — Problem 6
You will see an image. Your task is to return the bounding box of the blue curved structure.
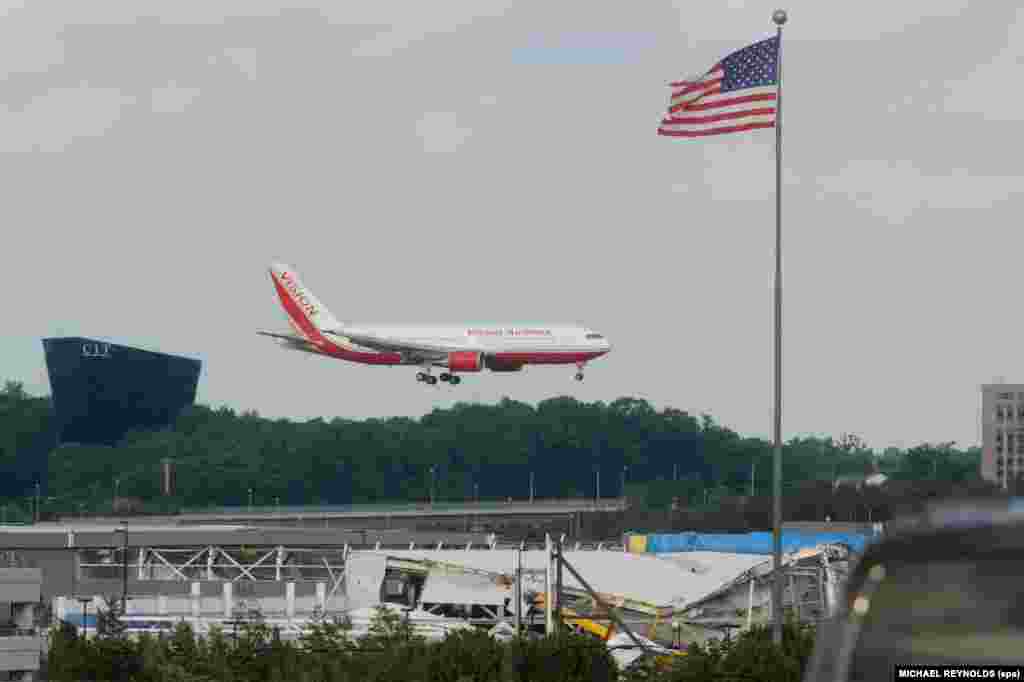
[642,530,874,555]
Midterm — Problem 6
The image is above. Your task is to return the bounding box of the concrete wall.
[0,570,41,605]
[8,550,76,600]
[0,636,40,673]
[0,568,42,678]
[783,521,877,535]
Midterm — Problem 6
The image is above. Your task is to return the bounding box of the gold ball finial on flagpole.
[772,9,788,25]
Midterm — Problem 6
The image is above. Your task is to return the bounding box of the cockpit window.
[586,333,604,340]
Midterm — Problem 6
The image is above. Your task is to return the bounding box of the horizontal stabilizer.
[257,331,317,351]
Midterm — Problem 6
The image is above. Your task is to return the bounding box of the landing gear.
[439,372,451,382]
[575,361,586,382]
[575,373,584,381]
[438,372,462,385]
[416,372,438,385]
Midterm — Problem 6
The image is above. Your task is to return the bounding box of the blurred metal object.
[803,497,1024,681]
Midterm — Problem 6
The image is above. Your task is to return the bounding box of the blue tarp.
[60,614,97,627]
[644,530,873,555]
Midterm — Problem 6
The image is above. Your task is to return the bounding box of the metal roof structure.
[0,523,492,550]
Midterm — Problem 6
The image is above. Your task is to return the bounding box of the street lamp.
[114,526,128,610]
[595,468,601,502]
[77,596,93,638]
[429,466,436,506]
[248,488,253,513]
[529,471,534,504]
[474,482,479,504]
[621,466,628,499]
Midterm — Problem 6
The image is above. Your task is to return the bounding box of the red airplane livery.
[259,263,612,385]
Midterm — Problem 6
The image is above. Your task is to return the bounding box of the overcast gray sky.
[3,1,1019,451]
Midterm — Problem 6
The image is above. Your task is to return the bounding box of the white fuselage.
[338,324,611,355]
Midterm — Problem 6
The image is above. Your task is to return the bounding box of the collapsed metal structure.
[2,523,856,663]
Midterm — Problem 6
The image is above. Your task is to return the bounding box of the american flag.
[657,36,778,138]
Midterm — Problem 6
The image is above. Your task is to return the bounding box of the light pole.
[595,468,601,501]
[115,526,128,610]
[429,466,436,506]
[114,478,120,505]
[770,7,789,648]
[77,596,93,637]
[750,459,757,497]
[529,471,534,504]
[274,497,280,518]
[34,482,40,523]
[248,488,253,513]
[621,466,628,499]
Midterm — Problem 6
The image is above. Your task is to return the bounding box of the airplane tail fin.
[268,263,344,344]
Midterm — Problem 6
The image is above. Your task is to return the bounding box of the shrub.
[641,620,816,682]
[46,614,815,682]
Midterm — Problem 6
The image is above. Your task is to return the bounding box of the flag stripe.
[657,121,775,137]
[670,81,723,109]
[671,69,724,96]
[658,112,776,133]
[661,106,776,126]
[684,90,776,112]
[665,96,777,121]
[669,67,721,88]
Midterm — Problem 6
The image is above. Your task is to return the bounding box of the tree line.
[0,379,993,522]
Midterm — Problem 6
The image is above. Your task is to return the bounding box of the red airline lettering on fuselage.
[467,328,552,336]
[279,271,319,318]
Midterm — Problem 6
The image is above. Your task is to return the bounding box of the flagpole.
[771,7,787,648]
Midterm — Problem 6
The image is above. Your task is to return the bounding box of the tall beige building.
[981,384,1024,487]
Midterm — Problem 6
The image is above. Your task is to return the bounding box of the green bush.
[46,614,816,682]
[502,632,617,682]
[638,620,816,682]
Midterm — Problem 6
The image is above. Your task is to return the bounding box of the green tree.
[0,379,988,519]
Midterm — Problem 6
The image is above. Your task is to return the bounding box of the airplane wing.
[322,329,451,363]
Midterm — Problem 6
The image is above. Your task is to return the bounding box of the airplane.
[259,263,612,386]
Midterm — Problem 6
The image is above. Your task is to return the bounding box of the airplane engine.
[484,356,524,372]
[447,351,483,372]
